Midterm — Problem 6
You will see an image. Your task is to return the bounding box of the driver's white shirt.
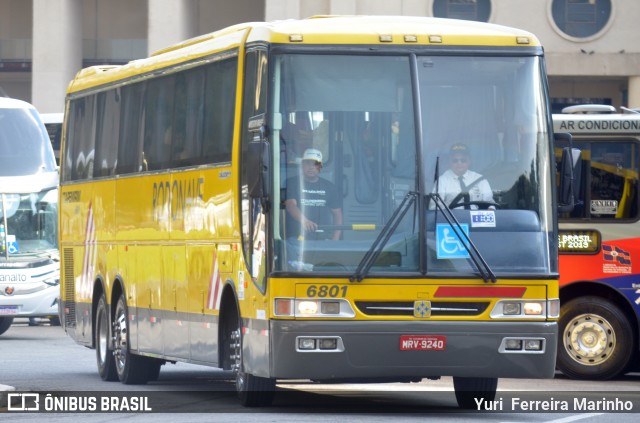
[434,169,494,208]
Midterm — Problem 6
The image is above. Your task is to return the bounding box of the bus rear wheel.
[95,294,118,381]
[558,296,634,380]
[113,293,161,384]
[453,377,497,409]
[0,316,13,335]
[221,303,275,407]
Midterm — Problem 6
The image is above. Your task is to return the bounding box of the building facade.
[0,0,638,113]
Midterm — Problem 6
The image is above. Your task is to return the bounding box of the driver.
[434,143,495,209]
[284,148,343,240]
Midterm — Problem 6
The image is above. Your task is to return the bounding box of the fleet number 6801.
[306,285,348,298]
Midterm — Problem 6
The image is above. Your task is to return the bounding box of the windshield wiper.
[350,191,418,282]
[429,192,497,283]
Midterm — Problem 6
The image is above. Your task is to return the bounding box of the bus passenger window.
[117,83,145,175]
[558,141,639,220]
[143,75,175,171]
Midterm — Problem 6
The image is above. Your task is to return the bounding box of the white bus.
[40,112,64,165]
[0,97,60,335]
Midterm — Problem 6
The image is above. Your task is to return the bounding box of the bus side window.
[143,74,175,171]
[66,96,96,181]
[589,141,638,219]
[117,83,145,175]
[559,141,639,221]
[94,89,120,178]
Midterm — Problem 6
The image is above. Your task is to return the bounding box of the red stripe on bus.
[434,286,526,298]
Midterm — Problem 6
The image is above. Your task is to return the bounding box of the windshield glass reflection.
[271,53,553,277]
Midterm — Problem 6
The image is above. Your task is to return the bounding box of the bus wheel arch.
[91,277,106,349]
[558,282,637,380]
[218,283,239,371]
[218,282,275,406]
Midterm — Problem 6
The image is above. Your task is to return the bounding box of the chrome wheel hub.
[112,310,127,370]
[563,313,615,365]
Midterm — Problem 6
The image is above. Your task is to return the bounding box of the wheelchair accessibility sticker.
[6,235,19,254]
[436,224,469,259]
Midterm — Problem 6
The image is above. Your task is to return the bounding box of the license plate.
[0,306,18,316]
[400,335,446,351]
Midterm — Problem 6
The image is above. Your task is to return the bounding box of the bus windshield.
[0,107,57,176]
[272,52,554,277]
[0,189,58,254]
[1,104,59,257]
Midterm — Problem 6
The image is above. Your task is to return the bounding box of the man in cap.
[434,143,495,209]
[284,148,343,240]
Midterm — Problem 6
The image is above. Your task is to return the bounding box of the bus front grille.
[355,301,489,316]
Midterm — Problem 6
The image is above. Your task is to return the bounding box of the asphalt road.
[1,318,639,422]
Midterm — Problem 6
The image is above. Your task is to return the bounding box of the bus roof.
[553,112,640,134]
[66,15,541,95]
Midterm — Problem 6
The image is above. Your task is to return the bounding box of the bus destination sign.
[558,230,600,254]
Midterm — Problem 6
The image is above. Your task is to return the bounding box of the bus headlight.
[43,277,60,286]
[491,300,548,318]
[298,301,318,315]
[321,301,340,314]
[502,302,521,315]
[523,302,543,315]
[296,336,344,352]
[274,298,355,318]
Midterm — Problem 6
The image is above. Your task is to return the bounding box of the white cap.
[302,148,323,164]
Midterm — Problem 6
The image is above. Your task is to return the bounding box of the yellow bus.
[59,16,563,408]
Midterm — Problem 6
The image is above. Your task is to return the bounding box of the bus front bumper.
[0,282,59,318]
[269,320,557,380]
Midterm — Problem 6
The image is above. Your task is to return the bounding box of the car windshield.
[0,107,57,176]
[271,52,554,277]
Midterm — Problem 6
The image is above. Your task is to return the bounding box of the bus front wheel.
[558,296,634,380]
[453,376,497,409]
[221,303,275,407]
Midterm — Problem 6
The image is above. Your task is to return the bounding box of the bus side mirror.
[556,132,581,213]
[247,119,272,200]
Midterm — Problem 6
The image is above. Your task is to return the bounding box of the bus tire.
[113,293,156,384]
[221,302,275,407]
[95,294,118,381]
[0,316,13,335]
[453,377,497,409]
[558,296,634,380]
[237,370,276,407]
[147,359,163,382]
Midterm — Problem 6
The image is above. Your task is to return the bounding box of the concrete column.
[265,0,300,21]
[401,0,430,16]
[148,0,198,55]
[330,0,356,15]
[628,76,640,109]
[32,0,82,113]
